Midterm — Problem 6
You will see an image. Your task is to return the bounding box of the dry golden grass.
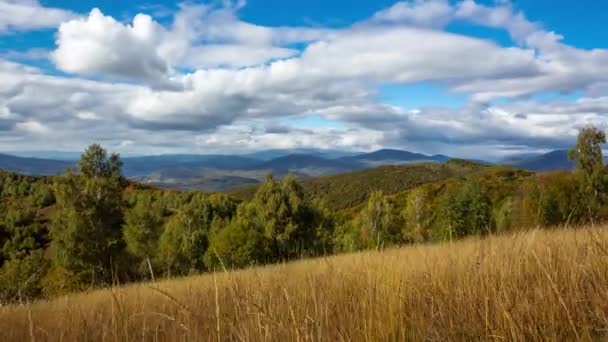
[2,226,608,341]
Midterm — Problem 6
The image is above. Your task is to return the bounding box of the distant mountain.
[6,151,84,161]
[0,149,467,191]
[342,149,450,167]
[122,154,261,176]
[500,152,544,165]
[240,148,360,161]
[249,154,362,176]
[510,150,574,171]
[0,154,72,175]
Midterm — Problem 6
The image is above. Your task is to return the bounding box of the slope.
[0,154,72,175]
[1,226,606,341]
[231,159,488,210]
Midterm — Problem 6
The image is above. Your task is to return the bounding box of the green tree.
[204,217,266,270]
[402,188,428,243]
[123,192,165,276]
[49,145,125,289]
[443,180,492,239]
[538,173,585,226]
[355,191,403,249]
[157,194,236,276]
[206,175,331,267]
[78,144,123,179]
[568,126,607,219]
[0,250,49,304]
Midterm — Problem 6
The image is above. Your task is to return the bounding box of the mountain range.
[0,148,602,191]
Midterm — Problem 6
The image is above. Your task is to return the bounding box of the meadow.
[1,225,607,341]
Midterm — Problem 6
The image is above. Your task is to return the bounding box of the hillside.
[1,227,606,341]
[249,153,360,175]
[231,159,489,210]
[0,154,72,175]
[122,154,261,175]
[341,148,449,166]
[510,150,574,171]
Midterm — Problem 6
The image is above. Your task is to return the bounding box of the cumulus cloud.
[1,0,608,157]
[0,0,76,33]
[370,0,452,27]
[52,2,334,85]
[52,9,175,88]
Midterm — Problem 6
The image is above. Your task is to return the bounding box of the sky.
[0,0,607,159]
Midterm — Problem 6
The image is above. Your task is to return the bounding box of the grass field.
[1,226,608,341]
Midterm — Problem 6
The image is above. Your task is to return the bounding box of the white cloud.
[0,48,49,61]
[52,9,175,88]
[51,3,334,86]
[371,0,452,27]
[1,0,608,157]
[119,140,134,148]
[76,111,100,120]
[195,124,384,152]
[16,120,48,134]
[183,45,298,68]
[0,0,76,33]
[297,26,538,85]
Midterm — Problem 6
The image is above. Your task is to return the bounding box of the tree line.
[0,127,606,303]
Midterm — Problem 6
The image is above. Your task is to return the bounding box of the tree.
[78,144,123,179]
[206,175,331,267]
[0,250,49,304]
[157,193,236,276]
[204,216,266,270]
[402,188,428,243]
[568,126,607,220]
[1,205,42,260]
[157,208,206,276]
[538,172,585,226]
[443,180,492,239]
[355,191,402,248]
[237,175,317,260]
[49,145,125,289]
[123,192,165,275]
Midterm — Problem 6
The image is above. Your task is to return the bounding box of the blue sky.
[0,0,607,158]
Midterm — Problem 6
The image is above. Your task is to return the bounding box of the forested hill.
[1,126,607,305]
[230,159,488,210]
